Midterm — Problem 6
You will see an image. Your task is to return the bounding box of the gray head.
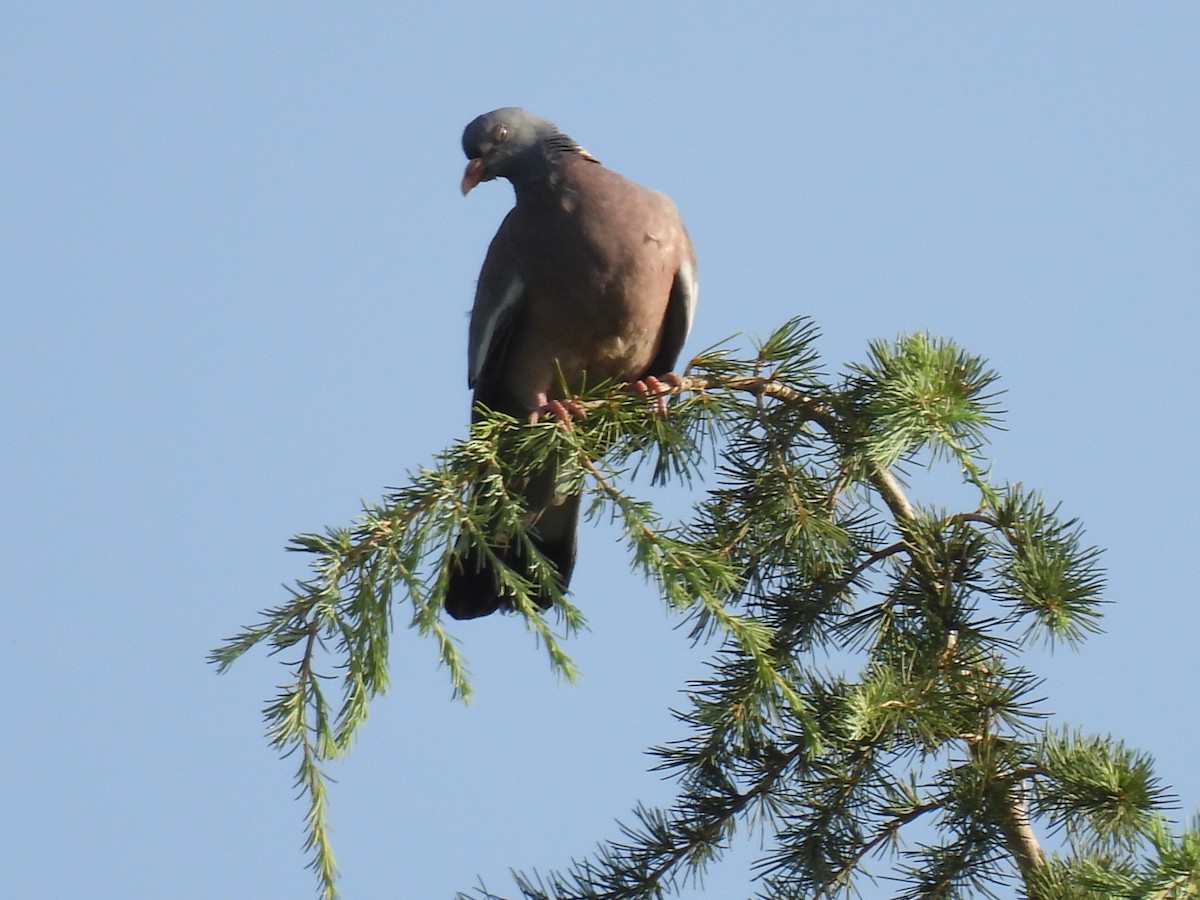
[460,107,594,195]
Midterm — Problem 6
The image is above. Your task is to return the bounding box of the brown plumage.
[445,108,697,620]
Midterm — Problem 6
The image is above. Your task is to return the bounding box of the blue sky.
[4,4,1198,897]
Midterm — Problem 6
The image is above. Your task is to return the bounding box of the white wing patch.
[676,255,698,338]
[469,274,524,387]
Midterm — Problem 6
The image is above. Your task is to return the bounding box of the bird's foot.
[532,393,587,427]
[625,373,682,418]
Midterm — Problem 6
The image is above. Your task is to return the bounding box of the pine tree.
[212,318,1199,900]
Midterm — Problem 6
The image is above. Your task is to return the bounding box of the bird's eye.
[492,123,511,143]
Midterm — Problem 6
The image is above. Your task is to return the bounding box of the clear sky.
[4,4,1198,898]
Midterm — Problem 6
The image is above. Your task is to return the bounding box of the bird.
[444,107,697,620]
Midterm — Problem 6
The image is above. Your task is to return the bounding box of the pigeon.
[445,107,697,620]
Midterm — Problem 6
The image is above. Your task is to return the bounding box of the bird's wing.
[645,235,698,377]
[467,212,525,392]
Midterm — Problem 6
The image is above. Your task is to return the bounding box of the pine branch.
[1000,779,1045,881]
[210,318,1150,900]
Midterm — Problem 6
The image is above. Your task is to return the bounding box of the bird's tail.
[443,490,580,620]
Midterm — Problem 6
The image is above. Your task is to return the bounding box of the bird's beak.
[460,158,486,196]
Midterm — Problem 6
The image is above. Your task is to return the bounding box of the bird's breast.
[499,170,686,405]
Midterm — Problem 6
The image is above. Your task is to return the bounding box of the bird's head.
[460,108,591,195]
